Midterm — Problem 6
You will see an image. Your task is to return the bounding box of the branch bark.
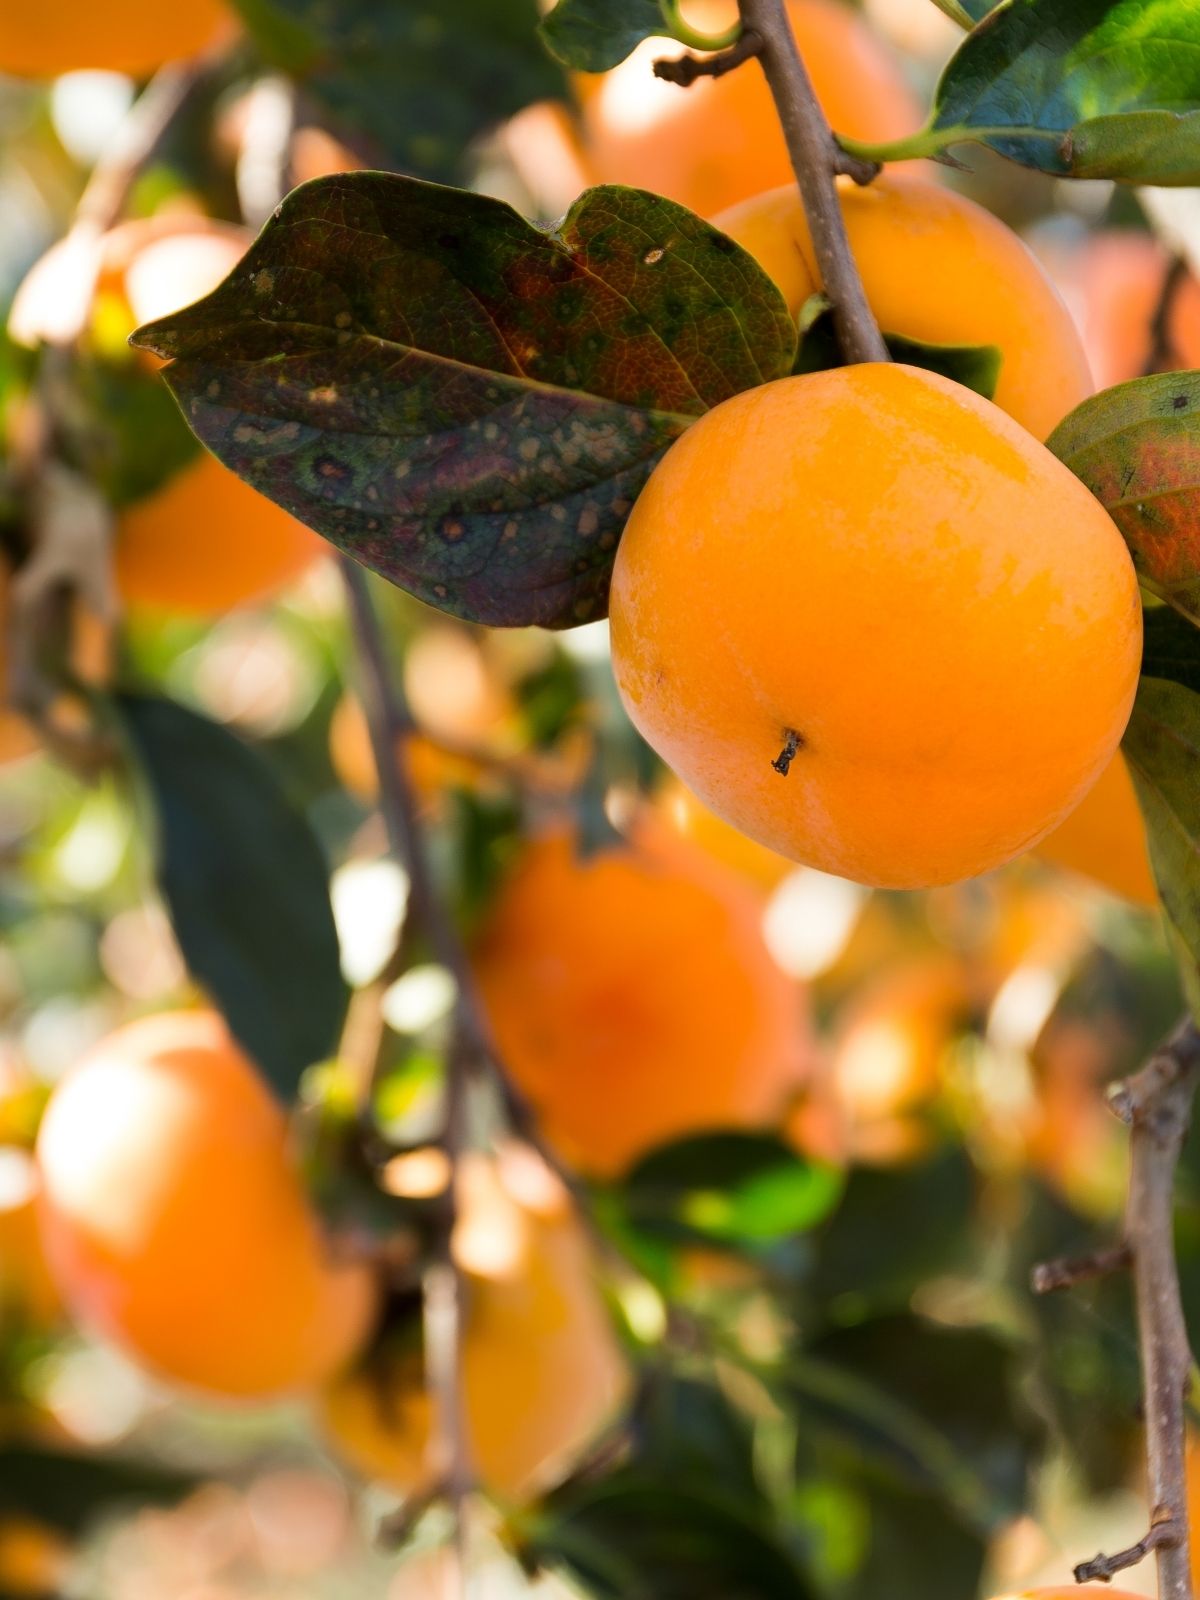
[1080,1017,1200,1600]
[735,0,887,364]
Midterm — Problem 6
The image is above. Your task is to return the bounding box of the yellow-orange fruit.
[1066,230,1200,392]
[472,823,808,1177]
[321,1149,628,1501]
[716,174,1093,440]
[36,1011,378,1399]
[609,366,1142,889]
[0,1152,61,1331]
[1035,753,1156,907]
[0,1516,71,1599]
[10,215,324,616]
[657,775,793,893]
[578,0,920,218]
[0,0,229,77]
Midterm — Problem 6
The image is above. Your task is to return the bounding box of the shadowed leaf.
[541,0,665,70]
[794,305,1001,399]
[1123,675,1200,1018]
[118,691,347,1101]
[1047,370,1200,623]
[1142,604,1200,695]
[232,0,563,182]
[132,174,795,629]
[923,0,1200,183]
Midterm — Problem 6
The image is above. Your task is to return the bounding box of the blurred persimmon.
[577,0,920,217]
[1035,753,1156,907]
[0,0,230,77]
[472,819,810,1177]
[321,1147,628,1501]
[0,1150,62,1331]
[36,1011,379,1399]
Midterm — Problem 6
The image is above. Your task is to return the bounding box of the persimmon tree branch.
[735,0,887,364]
[1035,1018,1200,1598]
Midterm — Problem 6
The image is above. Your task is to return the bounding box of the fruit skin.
[0,0,229,77]
[10,215,324,617]
[578,0,919,219]
[321,1149,629,1501]
[658,775,793,893]
[472,822,809,1178]
[610,365,1142,890]
[1062,230,1200,392]
[716,174,1093,441]
[35,1011,378,1400]
[1035,752,1156,907]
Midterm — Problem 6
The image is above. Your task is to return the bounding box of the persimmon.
[321,1148,628,1501]
[716,173,1093,439]
[35,1011,378,1399]
[0,1151,61,1331]
[0,1516,70,1599]
[471,821,809,1178]
[577,0,920,218]
[1035,753,1156,907]
[1060,230,1200,391]
[0,0,229,77]
[657,775,793,893]
[609,365,1141,889]
[10,215,324,616]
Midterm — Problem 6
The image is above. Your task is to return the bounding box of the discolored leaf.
[1047,370,1200,624]
[898,0,1200,183]
[620,1131,843,1252]
[541,0,665,71]
[1123,675,1200,1018]
[118,691,347,1101]
[232,0,563,183]
[132,174,794,629]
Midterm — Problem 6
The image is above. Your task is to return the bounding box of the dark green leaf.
[1142,604,1200,695]
[1047,370,1200,623]
[132,174,794,629]
[794,306,1001,400]
[63,354,202,508]
[1123,675,1200,1017]
[796,1314,1041,1528]
[621,1131,843,1250]
[118,691,347,1100]
[0,1440,194,1534]
[630,1374,763,1507]
[836,1480,987,1600]
[541,0,664,71]
[528,1476,817,1599]
[808,1146,976,1313]
[232,0,563,183]
[919,0,1200,183]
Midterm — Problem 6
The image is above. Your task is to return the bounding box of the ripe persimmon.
[0,0,229,77]
[657,775,793,893]
[609,365,1141,890]
[1057,229,1200,391]
[717,173,1093,439]
[1035,753,1156,907]
[35,1011,378,1399]
[321,1147,628,1501]
[10,215,324,616]
[577,0,919,218]
[471,821,809,1177]
[0,1151,61,1331]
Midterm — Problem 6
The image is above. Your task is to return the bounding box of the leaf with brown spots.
[131,174,796,628]
[1048,371,1200,625]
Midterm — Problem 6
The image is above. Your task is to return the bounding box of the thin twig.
[1143,255,1191,377]
[653,30,762,86]
[1075,1513,1180,1583]
[735,0,886,362]
[1030,1243,1131,1295]
[1076,1018,1200,1599]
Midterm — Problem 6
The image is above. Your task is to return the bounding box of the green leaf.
[1123,675,1200,1016]
[620,1131,844,1250]
[117,691,347,1100]
[541,0,665,71]
[1047,370,1200,624]
[0,1440,195,1534]
[869,0,1200,183]
[61,353,202,509]
[794,307,1002,400]
[1142,603,1200,694]
[835,1480,987,1600]
[528,1477,818,1599]
[231,0,563,183]
[796,1315,1042,1529]
[131,174,794,630]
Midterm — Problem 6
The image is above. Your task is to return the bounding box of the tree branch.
[734,0,886,363]
[653,29,762,87]
[1074,1017,1200,1599]
[1030,1243,1131,1295]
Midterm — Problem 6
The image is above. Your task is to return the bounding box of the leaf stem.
[926,0,976,29]
[736,0,888,364]
[658,0,741,52]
